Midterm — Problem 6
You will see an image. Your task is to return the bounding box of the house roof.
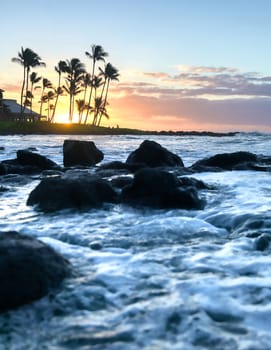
[3,99,39,116]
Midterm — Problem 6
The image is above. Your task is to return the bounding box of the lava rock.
[27,174,118,211]
[0,162,7,176]
[0,231,71,312]
[126,140,184,168]
[63,140,104,167]
[17,150,59,170]
[192,151,258,171]
[122,168,204,209]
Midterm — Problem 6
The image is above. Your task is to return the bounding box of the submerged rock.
[27,174,118,211]
[0,231,71,312]
[122,168,204,209]
[126,140,184,168]
[63,140,104,167]
[191,151,258,171]
[17,149,59,170]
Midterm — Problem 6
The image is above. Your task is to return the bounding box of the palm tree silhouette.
[51,60,67,123]
[63,58,86,122]
[11,47,45,118]
[79,73,91,123]
[90,97,109,126]
[84,45,108,123]
[91,75,103,125]
[39,78,53,118]
[29,72,42,116]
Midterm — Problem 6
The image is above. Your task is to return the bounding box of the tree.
[76,99,87,121]
[39,78,53,118]
[95,63,119,126]
[11,47,45,118]
[44,90,55,121]
[79,73,91,123]
[63,58,86,122]
[92,97,109,126]
[51,60,67,123]
[84,45,108,123]
[29,72,42,116]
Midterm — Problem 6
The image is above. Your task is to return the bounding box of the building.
[0,89,40,122]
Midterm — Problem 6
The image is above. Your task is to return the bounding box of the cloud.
[110,65,271,131]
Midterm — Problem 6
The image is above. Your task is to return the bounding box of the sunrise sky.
[1,0,271,131]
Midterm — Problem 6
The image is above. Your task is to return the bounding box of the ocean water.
[0,133,271,349]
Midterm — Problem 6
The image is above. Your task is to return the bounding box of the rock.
[255,234,270,251]
[27,174,118,211]
[0,162,7,176]
[17,150,59,170]
[122,168,204,209]
[63,140,104,167]
[0,231,71,312]
[126,140,184,168]
[110,176,133,189]
[192,151,258,171]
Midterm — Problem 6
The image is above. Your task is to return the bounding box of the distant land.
[0,121,238,137]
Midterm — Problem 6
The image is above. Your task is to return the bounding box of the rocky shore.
[1,138,271,312]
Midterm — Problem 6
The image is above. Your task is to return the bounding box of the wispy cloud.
[110,65,271,131]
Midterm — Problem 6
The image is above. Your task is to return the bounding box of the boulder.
[126,140,184,168]
[17,150,59,170]
[121,168,204,209]
[191,151,258,171]
[0,231,71,312]
[27,174,118,211]
[63,140,104,167]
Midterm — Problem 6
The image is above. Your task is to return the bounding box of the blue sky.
[1,0,271,131]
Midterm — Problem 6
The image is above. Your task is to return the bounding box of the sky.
[1,0,271,131]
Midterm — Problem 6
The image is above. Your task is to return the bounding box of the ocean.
[0,133,270,349]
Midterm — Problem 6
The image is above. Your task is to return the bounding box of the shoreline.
[0,121,239,137]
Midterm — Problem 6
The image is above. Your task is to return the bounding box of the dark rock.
[126,140,184,168]
[17,150,59,170]
[110,176,133,189]
[178,176,212,190]
[122,168,204,209]
[0,162,7,176]
[192,151,258,171]
[27,174,118,211]
[0,231,71,312]
[255,234,270,251]
[98,161,144,172]
[63,140,104,167]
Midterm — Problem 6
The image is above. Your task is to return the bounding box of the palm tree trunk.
[39,87,45,118]
[79,86,87,123]
[51,73,61,123]
[22,67,30,118]
[20,66,26,118]
[84,60,95,124]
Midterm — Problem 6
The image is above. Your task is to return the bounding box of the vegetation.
[10,45,119,126]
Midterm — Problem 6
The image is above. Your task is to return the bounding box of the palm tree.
[51,60,67,122]
[94,63,119,126]
[39,78,53,118]
[84,45,108,123]
[45,90,55,121]
[63,58,86,122]
[29,72,41,116]
[11,47,45,118]
[76,99,87,122]
[91,75,104,125]
[94,97,109,126]
[79,73,91,123]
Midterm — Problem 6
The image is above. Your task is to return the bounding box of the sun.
[54,114,70,124]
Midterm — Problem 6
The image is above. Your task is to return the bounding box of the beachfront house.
[0,90,40,122]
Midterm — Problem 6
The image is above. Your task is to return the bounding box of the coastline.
[0,121,238,137]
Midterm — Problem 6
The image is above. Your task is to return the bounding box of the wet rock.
[17,149,59,171]
[63,140,103,167]
[126,140,184,168]
[255,234,270,251]
[192,151,258,171]
[98,161,144,173]
[27,174,118,211]
[122,168,204,209]
[178,176,212,190]
[0,162,7,176]
[110,176,133,189]
[0,231,71,312]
